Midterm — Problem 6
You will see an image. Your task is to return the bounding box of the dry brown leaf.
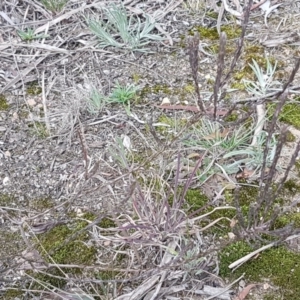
[234,284,257,300]
[187,152,202,159]
[236,168,255,179]
[203,128,230,140]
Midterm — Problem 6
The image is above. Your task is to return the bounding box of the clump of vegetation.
[28,121,49,138]
[0,94,9,110]
[26,82,42,95]
[87,82,139,114]
[3,1,300,299]
[17,28,48,41]
[220,242,300,299]
[33,222,97,288]
[30,197,54,211]
[87,4,164,52]
[189,24,242,40]
[40,0,68,13]
[243,57,279,96]
[109,82,138,105]
[278,103,300,129]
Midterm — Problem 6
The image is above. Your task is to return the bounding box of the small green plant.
[243,57,280,96]
[184,118,277,179]
[17,28,48,41]
[109,82,138,104]
[223,130,278,173]
[88,4,164,52]
[87,89,107,114]
[87,83,138,114]
[40,0,68,13]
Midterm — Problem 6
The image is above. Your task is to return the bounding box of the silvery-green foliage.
[87,89,108,114]
[243,57,280,96]
[184,117,277,177]
[88,4,164,51]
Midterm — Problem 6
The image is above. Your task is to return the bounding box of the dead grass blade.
[34,2,105,34]
[1,42,70,53]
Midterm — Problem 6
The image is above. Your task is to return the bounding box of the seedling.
[17,28,48,41]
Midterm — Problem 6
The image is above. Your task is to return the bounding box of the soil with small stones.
[1,1,300,299]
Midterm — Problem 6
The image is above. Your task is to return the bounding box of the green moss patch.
[26,82,42,95]
[156,114,187,136]
[283,179,300,196]
[0,193,15,206]
[139,83,195,102]
[30,197,54,211]
[32,221,97,288]
[0,94,9,110]
[3,289,24,299]
[38,223,96,265]
[190,24,242,40]
[286,130,296,142]
[278,103,300,129]
[184,189,209,212]
[224,111,239,122]
[220,242,300,299]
